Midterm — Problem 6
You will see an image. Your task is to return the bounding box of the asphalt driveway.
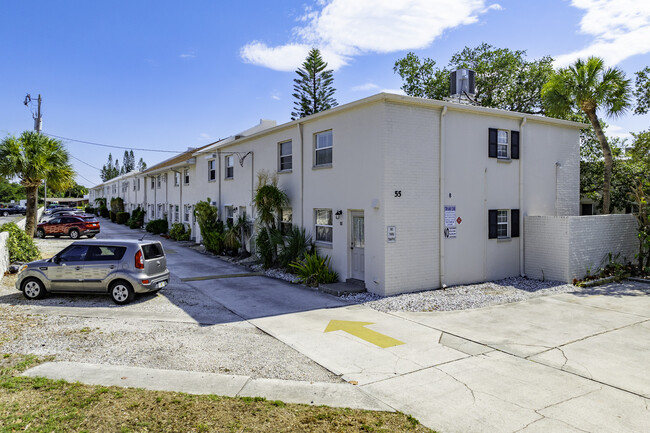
[8,219,650,432]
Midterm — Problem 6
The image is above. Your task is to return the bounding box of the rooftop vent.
[450,68,475,99]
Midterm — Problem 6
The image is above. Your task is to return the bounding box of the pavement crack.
[513,415,545,433]
[434,367,476,404]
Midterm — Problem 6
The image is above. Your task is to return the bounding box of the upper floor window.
[174,172,180,187]
[314,130,332,167]
[225,155,234,179]
[151,178,155,189]
[184,168,190,185]
[489,128,519,160]
[208,160,216,181]
[157,175,162,188]
[279,140,292,172]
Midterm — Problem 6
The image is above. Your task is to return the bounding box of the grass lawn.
[0,354,436,433]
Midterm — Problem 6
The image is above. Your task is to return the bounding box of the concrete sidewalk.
[23,361,392,411]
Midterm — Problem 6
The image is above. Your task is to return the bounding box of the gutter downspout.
[250,152,255,253]
[217,151,222,211]
[172,169,182,226]
[299,123,304,226]
[439,106,448,288]
[519,117,527,277]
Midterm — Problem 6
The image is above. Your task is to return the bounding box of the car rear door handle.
[75,266,81,270]
[109,265,116,269]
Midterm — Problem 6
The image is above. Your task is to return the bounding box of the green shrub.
[85,206,94,214]
[109,211,116,222]
[255,227,283,268]
[202,230,224,254]
[146,218,168,235]
[116,212,130,225]
[278,227,314,269]
[0,222,40,262]
[110,197,124,214]
[99,205,109,218]
[289,252,338,287]
[127,207,145,229]
[169,223,191,241]
[223,227,240,255]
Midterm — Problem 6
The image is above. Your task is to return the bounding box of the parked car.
[40,209,86,222]
[1,206,26,216]
[16,239,169,304]
[36,214,100,239]
[43,206,75,216]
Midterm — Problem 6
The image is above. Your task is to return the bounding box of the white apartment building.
[91,93,585,296]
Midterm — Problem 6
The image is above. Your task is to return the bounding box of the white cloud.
[179,50,197,59]
[271,90,281,100]
[198,133,212,141]
[240,0,499,71]
[555,0,650,66]
[380,88,406,95]
[605,124,632,141]
[351,82,380,91]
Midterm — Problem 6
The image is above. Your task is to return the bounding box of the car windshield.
[82,216,98,221]
[141,243,164,259]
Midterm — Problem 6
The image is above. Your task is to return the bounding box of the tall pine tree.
[291,48,337,120]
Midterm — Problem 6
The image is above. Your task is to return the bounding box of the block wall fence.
[525,214,639,282]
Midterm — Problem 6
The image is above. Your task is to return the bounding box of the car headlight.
[18,265,28,273]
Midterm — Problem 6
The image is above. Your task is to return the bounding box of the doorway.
[350,211,365,281]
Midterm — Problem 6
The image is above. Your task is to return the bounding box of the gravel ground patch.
[1,237,342,383]
[342,277,580,312]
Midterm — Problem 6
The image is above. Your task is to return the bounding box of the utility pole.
[24,93,46,208]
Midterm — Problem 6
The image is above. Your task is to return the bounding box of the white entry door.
[350,212,365,280]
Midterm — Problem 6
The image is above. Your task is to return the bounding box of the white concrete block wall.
[524,216,570,281]
[567,215,638,279]
[0,232,10,278]
[382,102,440,296]
[525,214,638,282]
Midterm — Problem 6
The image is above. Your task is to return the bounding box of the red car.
[36,214,100,239]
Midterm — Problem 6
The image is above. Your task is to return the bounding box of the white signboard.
[387,226,396,243]
[444,205,456,228]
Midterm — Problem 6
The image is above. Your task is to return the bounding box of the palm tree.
[253,170,288,264]
[0,131,75,236]
[542,57,631,214]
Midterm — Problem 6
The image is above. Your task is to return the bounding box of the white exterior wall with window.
[209,94,581,296]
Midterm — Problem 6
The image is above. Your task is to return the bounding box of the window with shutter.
[511,209,520,238]
[488,209,498,239]
[488,128,498,158]
[488,129,520,159]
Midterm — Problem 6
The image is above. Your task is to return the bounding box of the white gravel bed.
[342,277,579,312]
[0,307,340,382]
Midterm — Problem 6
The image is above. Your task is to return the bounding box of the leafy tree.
[393,52,450,100]
[0,178,26,203]
[137,157,147,171]
[0,131,75,236]
[291,48,338,120]
[121,150,135,174]
[634,66,650,115]
[393,43,554,114]
[628,130,650,270]
[100,153,120,181]
[40,180,88,198]
[253,170,288,266]
[542,56,631,214]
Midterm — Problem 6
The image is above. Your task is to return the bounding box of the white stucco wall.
[525,214,638,282]
[0,232,10,277]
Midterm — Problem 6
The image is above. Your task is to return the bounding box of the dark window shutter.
[488,209,498,239]
[450,71,457,95]
[468,70,475,94]
[488,128,498,158]
[511,209,520,238]
[511,131,520,159]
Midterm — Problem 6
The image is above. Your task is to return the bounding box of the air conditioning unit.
[450,69,476,98]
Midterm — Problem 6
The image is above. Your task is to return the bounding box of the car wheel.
[2,211,8,217]
[86,233,95,238]
[69,228,80,239]
[110,280,134,305]
[22,278,46,300]
[36,228,45,239]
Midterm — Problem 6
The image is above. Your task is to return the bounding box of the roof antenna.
[139,232,147,241]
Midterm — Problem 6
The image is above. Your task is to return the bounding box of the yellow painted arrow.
[324,320,405,348]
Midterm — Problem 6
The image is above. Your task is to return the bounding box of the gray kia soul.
[16,239,170,304]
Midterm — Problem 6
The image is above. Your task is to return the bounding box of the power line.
[43,132,186,154]
[69,155,102,171]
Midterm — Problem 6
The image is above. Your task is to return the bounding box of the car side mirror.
[52,256,60,264]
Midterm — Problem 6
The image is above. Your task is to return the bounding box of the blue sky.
[1,0,649,187]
